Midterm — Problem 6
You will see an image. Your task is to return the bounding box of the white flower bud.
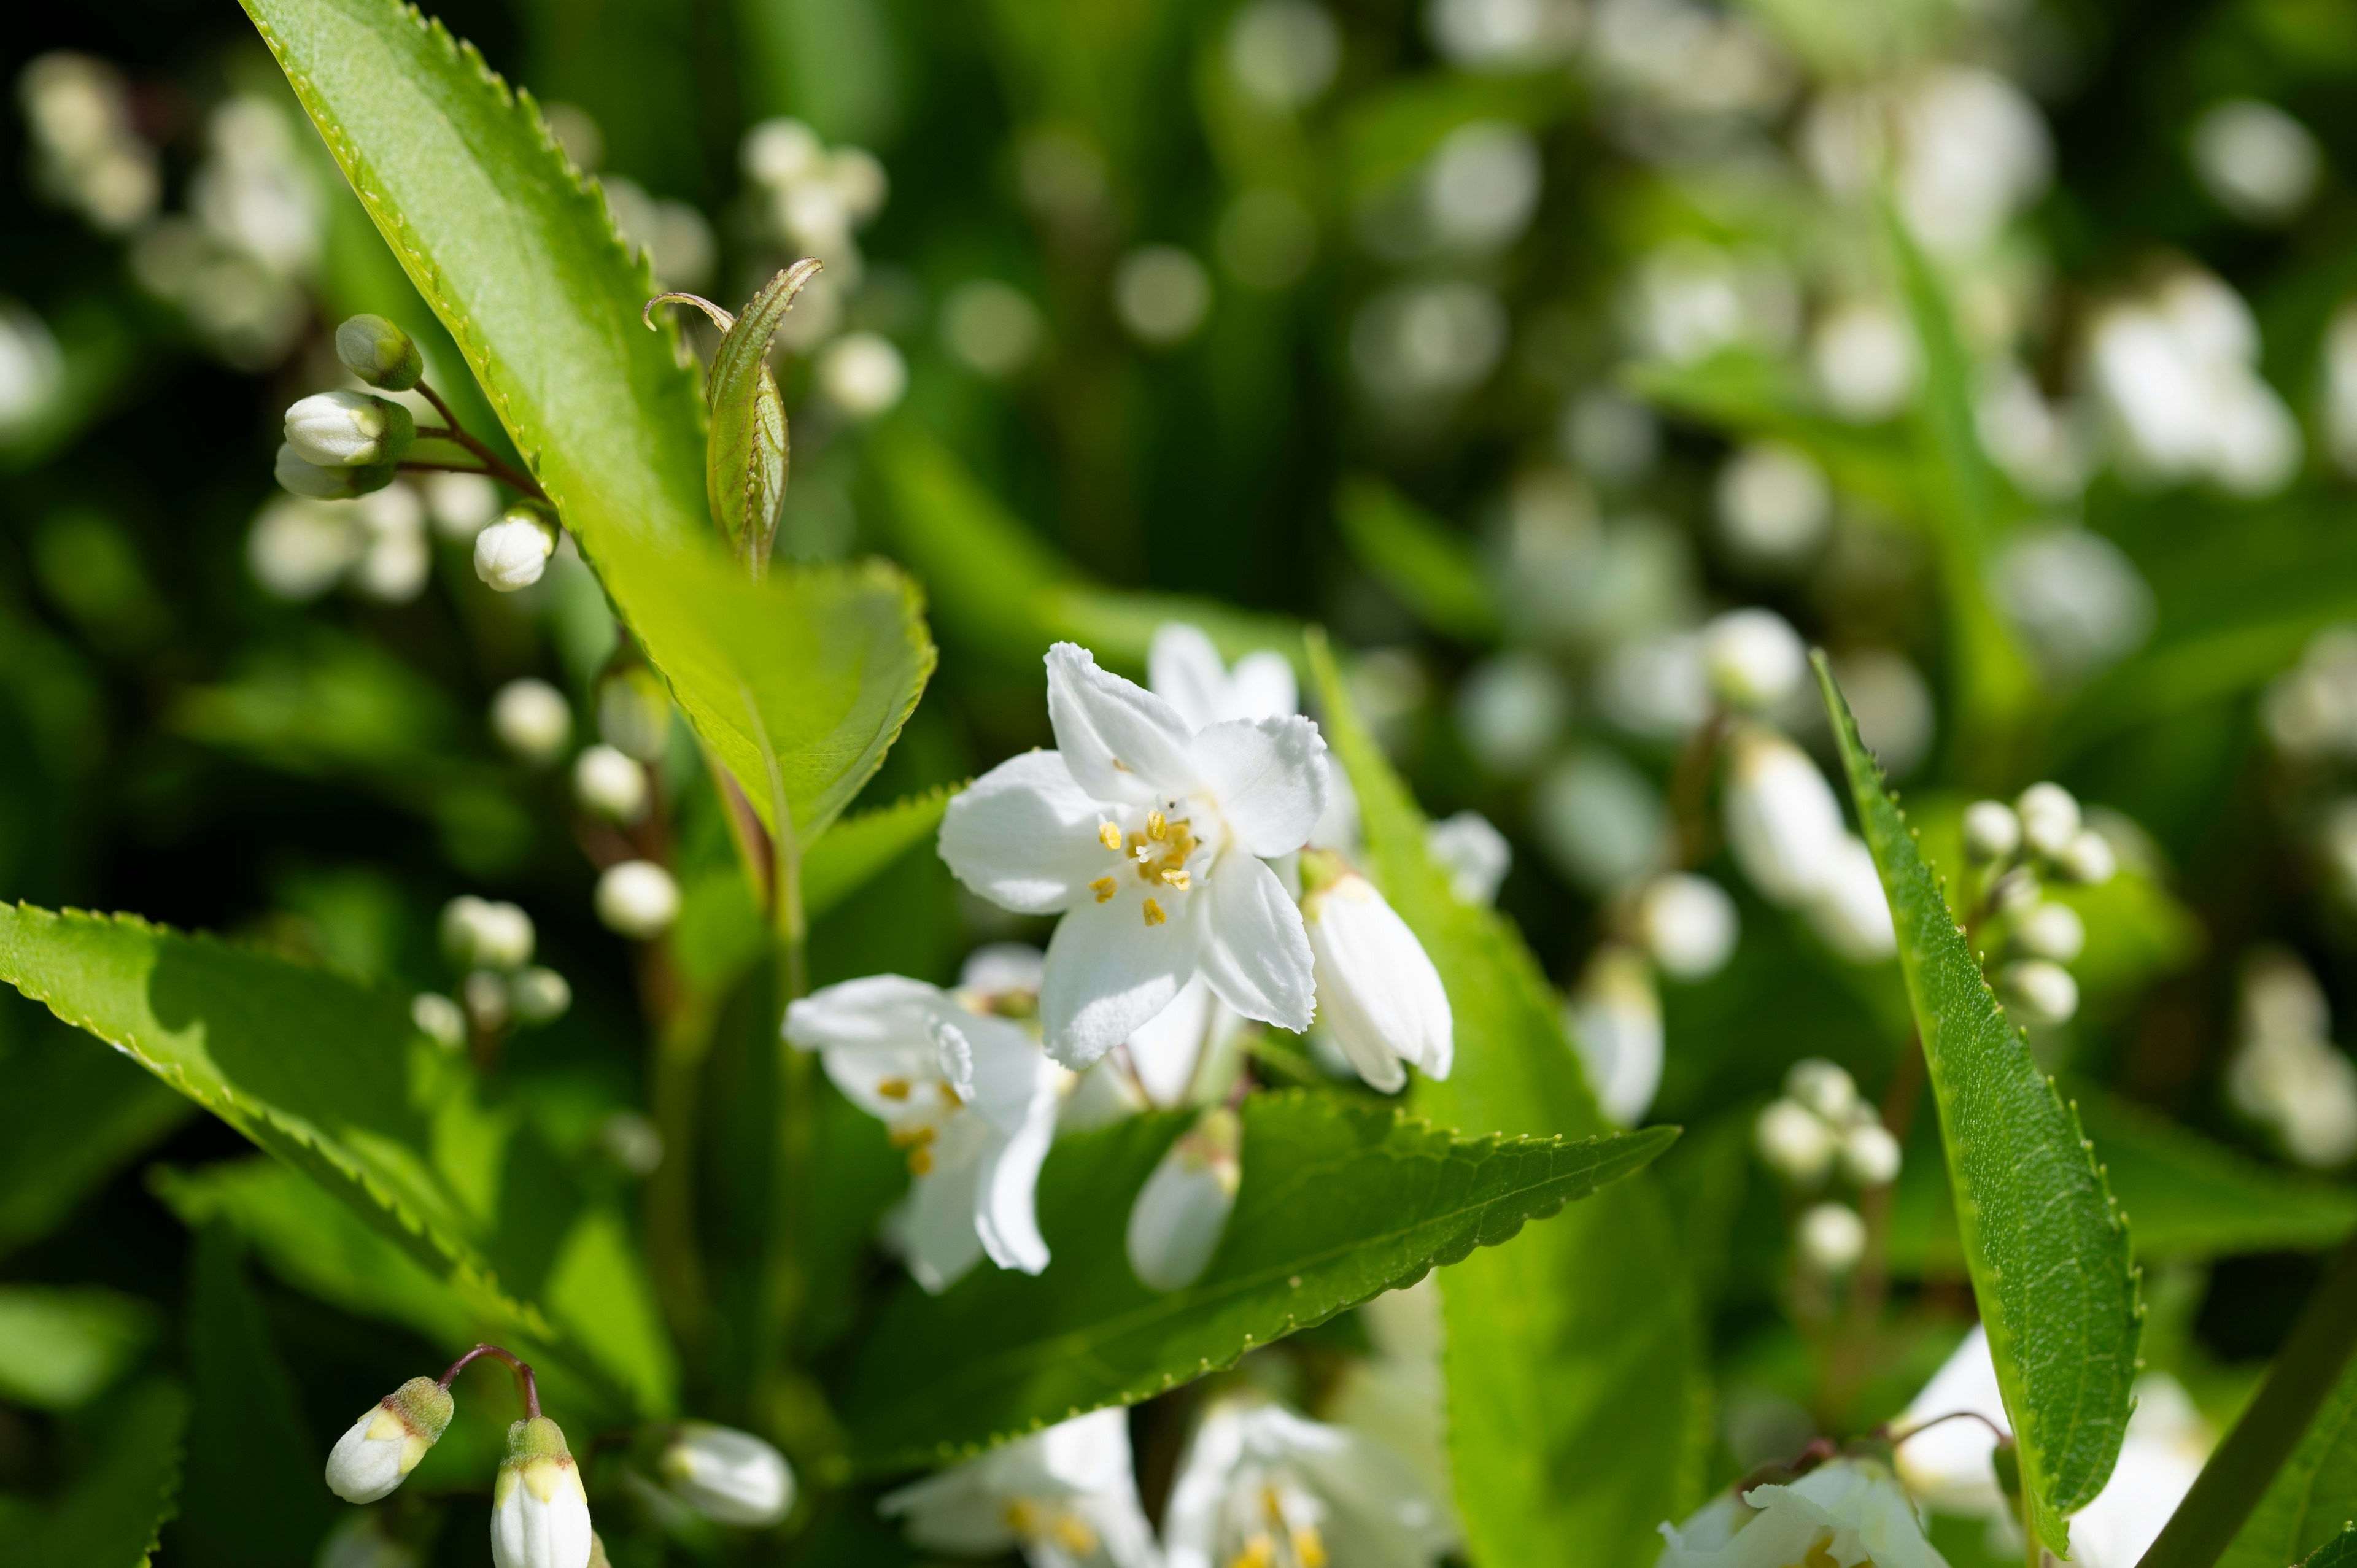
[2014,902,2086,963]
[1797,1201,1868,1275]
[2015,781,2081,861]
[276,442,397,501]
[1569,944,1663,1126]
[509,967,572,1025]
[2058,828,2117,886]
[441,896,536,971]
[1723,728,1846,906]
[325,1377,453,1503]
[1302,870,1453,1092]
[1425,809,1511,905]
[1701,608,1808,710]
[1636,873,1739,981]
[424,471,501,539]
[598,1111,665,1175]
[286,390,417,468]
[1126,1106,1242,1292]
[411,992,466,1049]
[595,860,681,939]
[659,1421,795,1527]
[474,503,560,592]
[335,314,424,391]
[1755,1097,1837,1185]
[249,496,361,600]
[1962,800,2022,863]
[464,970,511,1032]
[1786,1058,1858,1122]
[1803,833,1897,964]
[596,669,672,762]
[491,1416,593,1568]
[491,679,573,764]
[2000,959,2080,1025]
[1840,1121,1903,1188]
[1714,441,1832,571]
[816,331,908,419]
[572,745,649,822]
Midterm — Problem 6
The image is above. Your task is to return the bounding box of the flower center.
[1089,803,1204,926]
[1004,1499,1099,1554]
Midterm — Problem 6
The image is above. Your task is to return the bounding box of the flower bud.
[1962,799,2022,863]
[1126,1106,1242,1292]
[659,1421,796,1527]
[816,331,908,419]
[1701,608,1808,711]
[285,390,417,468]
[1302,869,1453,1092]
[1797,1201,1868,1275]
[595,860,681,939]
[335,314,424,391]
[441,895,536,971]
[2013,902,2086,963]
[411,992,466,1049]
[2058,828,2117,886]
[2015,781,2081,861]
[276,442,397,501]
[475,503,560,592]
[1723,728,1846,906]
[1635,873,1738,981]
[325,1376,453,1503]
[571,744,650,823]
[1803,833,1897,963]
[596,668,672,762]
[1840,1120,1903,1188]
[1999,959,2079,1025]
[509,967,572,1025]
[1786,1058,1858,1123]
[491,1416,593,1568]
[491,679,573,765]
[1569,944,1663,1125]
[1425,809,1511,905]
[1755,1097,1836,1185]
[464,970,511,1032]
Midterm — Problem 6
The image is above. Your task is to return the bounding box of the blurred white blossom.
[2191,99,2320,225]
[1989,525,2154,682]
[2088,270,2300,495]
[1115,246,1213,345]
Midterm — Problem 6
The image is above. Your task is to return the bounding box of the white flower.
[1797,1201,1868,1274]
[509,967,571,1025]
[1803,833,1897,964]
[441,895,535,970]
[1840,1121,1903,1188]
[1568,944,1662,1126]
[1425,810,1511,905]
[1657,1456,1942,1567]
[573,745,650,823]
[1148,623,1298,728]
[2013,903,2086,963]
[1999,959,2078,1025]
[491,1416,594,1568]
[1723,728,1846,907]
[2014,782,2080,861]
[784,975,1065,1290]
[285,389,414,467]
[411,992,466,1049]
[1127,1106,1242,1292]
[817,331,908,419]
[1302,868,1453,1093]
[937,643,1327,1070]
[1637,873,1739,981]
[594,860,680,939]
[1165,1398,1453,1568]
[881,1408,1159,1568]
[1962,800,2022,863]
[492,679,573,764]
[1755,1099,1836,1186]
[325,1377,452,1503]
[1702,609,1808,712]
[660,1421,795,1527]
[475,506,559,592]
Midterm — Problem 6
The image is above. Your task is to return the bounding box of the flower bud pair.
[285,390,417,469]
[325,1377,454,1503]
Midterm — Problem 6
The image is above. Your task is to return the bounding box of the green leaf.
[0,1017,190,1257]
[1333,475,1498,641]
[664,259,822,571]
[2302,1527,2357,1568]
[0,1379,186,1568]
[843,1091,1674,1467]
[803,784,961,921]
[1814,653,2139,1552]
[1306,631,1710,1567]
[2220,1274,2357,1568]
[0,1286,155,1410]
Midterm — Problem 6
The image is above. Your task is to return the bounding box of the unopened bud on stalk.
[2013,902,2086,963]
[1785,1058,1858,1122]
[285,390,416,468]
[491,679,573,764]
[597,668,673,762]
[325,1376,454,1503]
[1962,800,2021,863]
[573,744,649,822]
[1126,1106,1242,1292]
[411,992,466,1049]
[276,443,397,501]
[509,967,572,1025]
[441,895,535,971]
[1756,1097,1836,1185]
[659,1422,796,1526]
[1301,862,1453,1093]
[336,314,424,391]
[2058,829,2117,886]
[1797,1201,1868,1275]
[595,860,681,939]
[1700,608,1808,711]
[2015,782,2081,862]
[491,1416,594,1568]
[1999,959,2080,1025]
[475,503,560,592]
[1635,872,1738,981]
[1840,1120,1903,1188]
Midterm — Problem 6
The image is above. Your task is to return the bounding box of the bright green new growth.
[387,1375,454,1441]
[503,1415,573,1466]
[335,313,424,390]
[1814,652,2140,1553]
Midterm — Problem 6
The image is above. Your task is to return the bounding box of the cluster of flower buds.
[1755,1059,1902,1277]
[411,895,570,1048]
[2227,949,2357,1168]
[276,315,422,501]
[1964,782,2116,1027]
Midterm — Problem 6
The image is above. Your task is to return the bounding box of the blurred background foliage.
[6,0,2357,1562]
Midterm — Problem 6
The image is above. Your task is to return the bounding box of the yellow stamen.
[1159,866,1190,890]
[1229,1532,1277,1568]
[1293,1526,1328,1568]
[1005,1500,1041,1537]
[1148,809,1167,841]
[908,1146,934,1176]
[1093,876,1118,903]
[1099,821,1123,852]
[877,1077,911,1100]
[1051,1513,1101,1553]
[1143,898,1166,927]
[889,1124,937,1149]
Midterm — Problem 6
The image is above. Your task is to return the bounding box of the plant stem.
[439,1342,540,1419]
[411,379,548,500]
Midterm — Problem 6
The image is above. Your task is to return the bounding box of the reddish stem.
[438,1342,541,1419]
[410,380,548,501]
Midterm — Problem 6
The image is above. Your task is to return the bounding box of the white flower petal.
[1193,854,1315,1033]
[930,1012,1053,1131]
[1194,716,1329,857]
[1128,974,1215,1106]
[1227,651,1299,722]
[1040,898,1197,1069]
[972,1070,1060,1276]
[897,1136,989,1294]
[1046,642,1199,804]
[1309,876,1452,1085]
[1150,622,1233,730]
[784,975,953,1052]
[937,749,1110,914]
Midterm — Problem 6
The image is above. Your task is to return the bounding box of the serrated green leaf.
[0,1380,186,1568]
[1306,631,1709,1567]
[2223,1353,2357,1568]
[1814,653,2138,1551]
[803,784,961,920]
[672,259,821,571]
[0,1286,155,1411]
[1333,475,1498,641]
[2302,1526,2357,1567]
[843,1091,1673,1467]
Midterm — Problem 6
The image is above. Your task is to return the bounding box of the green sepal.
[386,1375,454,1442]
[503,1414,573,1466]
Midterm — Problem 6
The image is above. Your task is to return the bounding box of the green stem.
[2137,1230,2357,1568]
